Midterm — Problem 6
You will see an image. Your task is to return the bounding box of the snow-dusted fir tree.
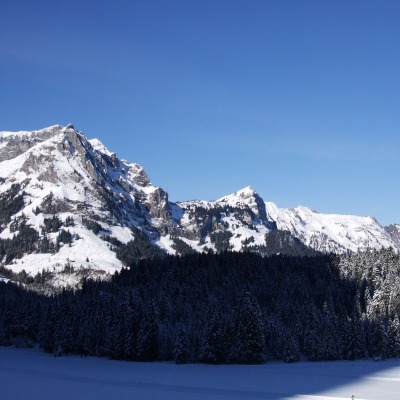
[137,300,159,361]
[302,305,321,361]
[319,301,341,360]
[233,292,265,364]
[386,314,400,358]
[173,327,189,364]
[124,306,141,361]
[370,319,388,359]
[344,315,366,360]
[283,331,300,363]
[38,304,56,353]
[199,310,225,364]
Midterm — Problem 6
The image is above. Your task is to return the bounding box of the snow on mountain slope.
[0,125,177,279]
[265,202,395,253]
[217,186,271,222]
[0,124,398,283]
[175,187,275,252]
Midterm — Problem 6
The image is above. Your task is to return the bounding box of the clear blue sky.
[1,0,399,225]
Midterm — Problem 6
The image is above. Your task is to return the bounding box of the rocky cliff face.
[0,125,398,279]
[173,187,275,252]
[385,224,400,248]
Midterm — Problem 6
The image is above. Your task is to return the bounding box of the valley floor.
[0,347,399,400]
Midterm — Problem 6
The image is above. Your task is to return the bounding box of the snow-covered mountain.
[174,186,276,253]
[0,125,173,278]
[0,125,397,280]
[265,203,395,254]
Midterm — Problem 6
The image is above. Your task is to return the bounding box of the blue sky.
[1,0,399,225]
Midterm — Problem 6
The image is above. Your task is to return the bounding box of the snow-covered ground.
[1,347,399,400]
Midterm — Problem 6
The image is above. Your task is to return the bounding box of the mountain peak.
[236,185,257,196]
[215,186,272,224]
[217,185,258,202]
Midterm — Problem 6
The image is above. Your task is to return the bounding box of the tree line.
[0,249,399,364]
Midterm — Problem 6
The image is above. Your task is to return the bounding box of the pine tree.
[137,301,159,361]
[302,305,321,361]
[320,305,341,360]
[173,328,189,364]
[386,315,400,358]
[77,317,91,357]
[370,319,388,360]
[199,310,225,364]
[114,319,127,360]
[2,306,13,345]
[234,292,265,364]
[104,311,118,358]
[124,307,141,361]
[283,332,300,363]
[38,304,56,353]
[344,316,366,360]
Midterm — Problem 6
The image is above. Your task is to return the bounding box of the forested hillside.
[1,249,399,364]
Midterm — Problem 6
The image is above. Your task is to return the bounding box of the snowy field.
[0,347,399,400]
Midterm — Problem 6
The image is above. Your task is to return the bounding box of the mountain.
[0,125,397,283]
[265,203,395,254]
[174,186,275,253]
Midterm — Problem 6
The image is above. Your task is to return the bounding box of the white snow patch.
[7,226,123,277]
[155,234,177,255]
[109,226,134,244]
[88,138,113,157]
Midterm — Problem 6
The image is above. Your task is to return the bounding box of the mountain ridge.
[0,125,397,282]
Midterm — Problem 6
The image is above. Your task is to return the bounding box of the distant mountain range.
[0,125,398,279]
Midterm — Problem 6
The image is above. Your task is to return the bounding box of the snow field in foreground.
[0,347,399,400]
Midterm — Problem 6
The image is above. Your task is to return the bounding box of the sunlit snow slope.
[265,203,395,254]
[0,125,397,281]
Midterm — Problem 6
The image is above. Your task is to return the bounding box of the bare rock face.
[146,188,169,219]
[123,163,175,233]
[128,163,151,187]
[385,224,400,248]
[0,125,62,162]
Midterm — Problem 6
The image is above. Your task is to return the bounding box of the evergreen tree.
[344,316,366,360]
[234,292,265,364]
[137,301,159,361]
[302,305,321,361]
[386,314,400,358]
[199,310,225,364]
[124,306,141,361]
[370,319,388,359]
[283,332,300,363]
[319,304,341,360]
[2,306,13,346]
[38,304,56,353]
[104,310,118,358]
[173,328,189,364]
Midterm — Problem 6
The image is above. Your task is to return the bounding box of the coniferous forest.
[1,249,400,364]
